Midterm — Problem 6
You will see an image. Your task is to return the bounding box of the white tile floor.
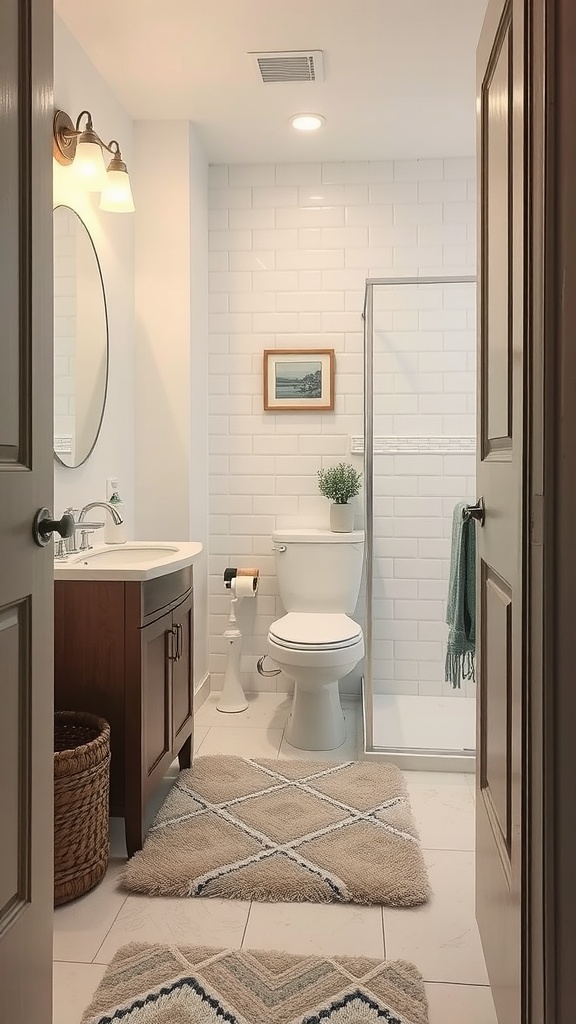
[53,692,497,1024]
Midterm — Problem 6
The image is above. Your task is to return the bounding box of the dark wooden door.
[0,0,54,1020]
[476,1,525,1020]
[172,594,193,749]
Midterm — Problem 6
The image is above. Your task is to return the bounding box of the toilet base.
[285,679,346,751]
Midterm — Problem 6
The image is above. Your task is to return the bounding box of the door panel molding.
[479,562,512,871]
[0,0,33,469]
[0,600,32,934]
[480,1,514,460]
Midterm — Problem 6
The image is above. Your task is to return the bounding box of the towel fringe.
[445,650,475,689]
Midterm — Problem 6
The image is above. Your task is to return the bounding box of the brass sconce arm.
[53,109,127,166]
[53,108,135,212]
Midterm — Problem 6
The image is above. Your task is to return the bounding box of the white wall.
[54,26,210,691]
[189,130,210,687]
[53,15,135,529]
[133,121,209,690]
[207,158,477,698]
[133,121,192,539]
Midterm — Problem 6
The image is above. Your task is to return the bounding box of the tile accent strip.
[350,435,477,455]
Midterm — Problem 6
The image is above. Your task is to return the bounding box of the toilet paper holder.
[217,567,260,714]
[257,655,281,677]
[223,567,260,594]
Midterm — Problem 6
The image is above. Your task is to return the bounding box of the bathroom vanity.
[54,543,202,855]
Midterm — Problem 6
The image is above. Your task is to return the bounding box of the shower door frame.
[362,275,477,771]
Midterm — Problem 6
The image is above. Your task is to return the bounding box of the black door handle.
[33,507,75,547]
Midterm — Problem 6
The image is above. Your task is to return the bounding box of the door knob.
[462,497,485,526]
[32,507,75,547]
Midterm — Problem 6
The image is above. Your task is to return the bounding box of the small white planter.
[330,502,354,533]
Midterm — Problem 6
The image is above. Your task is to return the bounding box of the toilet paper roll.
[231,574,259,598]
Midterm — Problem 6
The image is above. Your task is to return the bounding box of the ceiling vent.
[250,50,325,84]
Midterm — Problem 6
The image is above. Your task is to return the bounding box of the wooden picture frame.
[263,349,335,411]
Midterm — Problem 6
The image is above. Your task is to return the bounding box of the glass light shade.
[99,169,135,213]
[71,140,108,191]
[290,113,325,132]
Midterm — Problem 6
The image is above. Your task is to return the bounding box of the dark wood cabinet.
[55,566,194,855]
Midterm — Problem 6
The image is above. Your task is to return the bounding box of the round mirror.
[53,205,109,468]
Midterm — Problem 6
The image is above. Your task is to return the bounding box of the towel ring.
[463,497,485,527]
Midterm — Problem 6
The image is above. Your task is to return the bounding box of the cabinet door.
[141,611,172,777]
[172,593,193,747]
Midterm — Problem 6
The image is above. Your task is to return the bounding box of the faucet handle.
[79,529,96,552]
[63,508,80,552]
[54,538,68,561]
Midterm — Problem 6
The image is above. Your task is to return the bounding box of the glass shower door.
[363,277,477,766]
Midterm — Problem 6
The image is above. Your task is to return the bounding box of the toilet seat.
[268,613,362,652]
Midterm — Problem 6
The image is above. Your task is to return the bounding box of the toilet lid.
[269,613,363,651]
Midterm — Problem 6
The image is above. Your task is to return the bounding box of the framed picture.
[263,349,335,412]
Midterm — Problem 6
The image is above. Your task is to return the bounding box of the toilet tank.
[272,528,364,614]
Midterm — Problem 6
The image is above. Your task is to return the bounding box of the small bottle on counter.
[105,489,127,544]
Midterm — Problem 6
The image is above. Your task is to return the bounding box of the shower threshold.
[361,687,476,773]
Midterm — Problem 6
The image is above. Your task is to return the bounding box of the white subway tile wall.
[208,159,477,700]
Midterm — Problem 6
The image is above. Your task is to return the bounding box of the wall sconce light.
[53,109,135,213]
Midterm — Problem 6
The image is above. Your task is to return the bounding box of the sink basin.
[54,541,203,582]
[78,544,179,567]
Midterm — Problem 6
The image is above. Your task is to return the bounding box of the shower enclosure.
[362,276,477,771]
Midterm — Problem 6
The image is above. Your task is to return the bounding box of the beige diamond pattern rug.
[81,943,430,1024]
[121,756,430,906]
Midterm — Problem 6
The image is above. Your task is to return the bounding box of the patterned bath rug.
[121,756,430,906]
[81,943,430,1024]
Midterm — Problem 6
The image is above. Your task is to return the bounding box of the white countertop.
[53,541,203,582]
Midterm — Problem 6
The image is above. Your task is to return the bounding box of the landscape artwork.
[263,349,335,411]
[275,360,322,399]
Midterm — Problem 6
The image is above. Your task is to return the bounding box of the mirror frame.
[53,204,110,469]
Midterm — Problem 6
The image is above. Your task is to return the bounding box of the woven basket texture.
[54,711,111,907]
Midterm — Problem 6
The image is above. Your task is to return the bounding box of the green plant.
[317,463,362,504]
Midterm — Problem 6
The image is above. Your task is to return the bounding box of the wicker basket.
[54,711,111,906]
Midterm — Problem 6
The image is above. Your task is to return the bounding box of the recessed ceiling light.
[290,113,326,132]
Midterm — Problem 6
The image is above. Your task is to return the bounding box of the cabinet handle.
[167,626,178,661]
[176,622,183,660]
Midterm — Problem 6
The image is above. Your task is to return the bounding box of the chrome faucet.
[78,501,124,526]
[76,501,124,552]
[54,501,124,556]
[55,506,104,558]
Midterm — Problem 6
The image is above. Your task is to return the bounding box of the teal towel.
[445,501,476,687]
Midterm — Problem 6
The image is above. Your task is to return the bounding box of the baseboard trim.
[195,672,210,710]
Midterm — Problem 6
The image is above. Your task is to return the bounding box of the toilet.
[267,528,365,751]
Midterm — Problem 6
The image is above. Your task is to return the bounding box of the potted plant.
[317,462,362,533]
